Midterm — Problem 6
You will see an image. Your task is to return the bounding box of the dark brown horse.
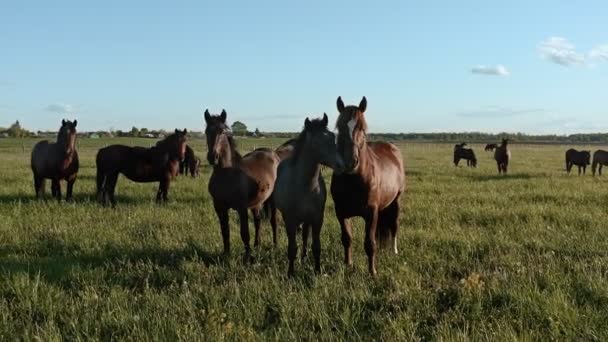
[592,150,608,176]
[494,138,511,174]
[485,143,497,151]
[331,97,406,276]
[31,119,79,201]
[205,109,280,262]
[454,145,477,167]
[565,149,590,175]
[179,145,200,177]
[274,114,343,276]
[95,129,187,206]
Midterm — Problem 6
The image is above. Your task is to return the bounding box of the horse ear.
[183,128,187,134]
[322,113,328,127]
[220,109,227,123]
[204,109,211,123]
[73,120,77,127]
[359,96,367,113]
[337,96,345,113]
[175,128,179,134]
[304,117,311,129]
[62,119,66,126]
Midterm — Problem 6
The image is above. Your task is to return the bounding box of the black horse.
[179,145,200,177]
[95,129,187,206]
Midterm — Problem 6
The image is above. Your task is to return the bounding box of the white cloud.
[539,37,586,67]
[471,65,510,76]
[44,103,78,114]
[589,45,608,62]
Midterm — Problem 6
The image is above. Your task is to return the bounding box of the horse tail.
[95,150,106,196]
[261,197,272,220]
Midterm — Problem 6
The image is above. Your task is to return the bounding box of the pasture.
[1,137,608,340]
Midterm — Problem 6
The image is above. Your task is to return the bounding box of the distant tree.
[7,120,25,138]
[231,121,248,136]
[254,128,262,137]
[140,127,149,137]
[130,126,140,137]
[115,130,124,137]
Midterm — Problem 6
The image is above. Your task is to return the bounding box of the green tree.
[231,121,248,136]
[7,120,24,138]
[130,126,140,137]
[140,127,149,137]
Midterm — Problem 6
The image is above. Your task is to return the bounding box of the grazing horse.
[454,145,477,167]
[565,149,591,175]
[485,143,497,151]
[274,114,343,276]
[205,109,280,262]
[494,138,511,174]
[179,145,200,177]
[331,97,406,276]
[31,119,79,201]
[592,150,608,176]
[96,129,188,206]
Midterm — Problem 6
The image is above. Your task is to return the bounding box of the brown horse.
[31,119,79,201]
[205,109,280,262]
[95,129,187,206]
[485,143,497,151]
[565,149,590,175]
[494,138,511,174]
[179,145,200,177]
[331,97,406,276]
[592,150,608,176]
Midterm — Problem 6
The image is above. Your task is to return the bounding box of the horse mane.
[155,132,179,150]
[290,118,327,165]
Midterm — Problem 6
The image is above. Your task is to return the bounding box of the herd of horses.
[27,101,608,276]
[29,97,405,276]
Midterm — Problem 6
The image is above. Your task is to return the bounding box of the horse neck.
[354,134,372,176]
[215,139,242,169]
[292,146,322,191]
[55,134,73,157]
[154,141,179,160]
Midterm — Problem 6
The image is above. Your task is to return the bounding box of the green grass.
[2,137,608,340]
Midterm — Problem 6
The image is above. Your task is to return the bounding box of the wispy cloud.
[589,44,608,62]
[457,106,544,118]
[44,103,79,114]
[539,37,586,67]
[471,65,510,76]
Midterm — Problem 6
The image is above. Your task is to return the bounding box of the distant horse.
[180,145,200,177]
[454,145,477,167]
[485,143,497,151]
[565,149,590,175]
[205,109,280,262]
[31,119,79,201]
[274,114,343,276]
[494,138,511,174]
[592,150,608,176]
[96,129,188,206]
[454,142,467,151]
[331,97,406,276]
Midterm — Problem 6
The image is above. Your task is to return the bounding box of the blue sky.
[1,0,607,133]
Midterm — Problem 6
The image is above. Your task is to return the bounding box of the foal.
[205,110,280,261]
[274,114,343,276]
[494,138,511,174]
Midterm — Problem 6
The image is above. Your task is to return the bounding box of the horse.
[275,138,297,161]
[454,142,467,151]
[95,129,188,206]
[179,145,200,177]
[565,149,591,175]
[485,143,497,151]
[31,119,79,201]
[331,97,406,276]
[592,150,608,176]
[454,145,477,167]
[204,109,280,262]
[274,114,343,276]
[494,138,511,174]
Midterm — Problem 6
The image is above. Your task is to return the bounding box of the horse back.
[240,149,280,207]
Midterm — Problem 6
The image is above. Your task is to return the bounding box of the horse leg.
[311,219,322,274]
[383,195,401,255]
[269,199,278,246]
[52,178,62,201]
[600,165,603,176]
[66,174,77,202]
[237,207,252,264]
[96,169,106,203]
[33,174,44,198]
[161,177,170,202]
[252,207,262,247]
[214,203,230,254]
[497,163,501,174]
[364,207,379,276]
[107,173,119,207]
[338,215,353,266]
[285,219,298,277]
[301,223,310,261]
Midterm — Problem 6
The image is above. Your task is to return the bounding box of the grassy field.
[1,137,608,340]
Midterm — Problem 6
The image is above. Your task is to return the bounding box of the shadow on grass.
[0,241,226,290]
[465,173,537,182]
